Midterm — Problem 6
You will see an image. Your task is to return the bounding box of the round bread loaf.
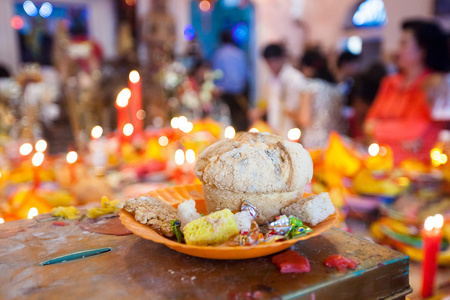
[195,132,313,224]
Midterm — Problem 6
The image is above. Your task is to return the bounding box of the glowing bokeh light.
[91,126,103,139]
[66,151,78,164]
[32,152,44,167]
[28,207,38,219]
[224,126,236,139]
[175,149,185,166]
[287,128,301,141]
[171,117,180,129]
[129,70,140,83]
[232,22,249,44]
[19,143,33,156]
[159,136,169,147]
[249,128,259,132]
[136,110,146,120]
[347,36,362,55]
[180,122,194,133]
[352,0,387,27]
[183,24,195,41]
[116,88,131,108]
[368,143,380,157]
[11,16,24,30]
[0,218,4,224]
[424,216,436,231]
[185,149,196,164]
[199,0,211,12]
[39,2,53,18]
[23,1,38,17]
[35,140,47,152]
[123,123,134,136]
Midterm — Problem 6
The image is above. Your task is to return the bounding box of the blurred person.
[365,19,450,164]
[349,63,387,140]
[336,51,360,101]
[296,49,343,149]
[251,43,305,138]
[212,31,249,131]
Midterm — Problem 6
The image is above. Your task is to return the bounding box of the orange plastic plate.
[119,184,338,260]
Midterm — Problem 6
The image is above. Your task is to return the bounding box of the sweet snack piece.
[324,255,359,271]
[183,209,239,246]
[117,197,177,237]
[234,211,252,233]
[195,132,313,224]
[281,193,335,226]
[272,250,311,273]
[177,199,202,229]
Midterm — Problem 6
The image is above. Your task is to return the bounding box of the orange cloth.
[366,72,441,164]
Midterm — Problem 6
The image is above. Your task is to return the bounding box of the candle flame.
[123,123,134,136]
[116,88,131,108]
[368,143,380,157]
[287,128,301,141]
[66,151,78,164]
[35,140,47,152]
[434,214,444,229]
[158,136,169,147]
[249,128,259,132]
[424,215,444,231]
[186,149,196,164]
[0,217,4,224]
[19,143,33,156]
[32,152,44,167]
[91,126,103,139]
[129,70,140,83]
[224,126,236,139]
[28,207,38,219]
[175,149,185,166]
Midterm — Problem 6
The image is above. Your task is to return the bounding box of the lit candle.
[421,214,444,298]
[116,88,131,144]
[128,70,143,136]
[31,152,44,190]
[66,151,78,184]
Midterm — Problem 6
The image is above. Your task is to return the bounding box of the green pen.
[39,247,112,266]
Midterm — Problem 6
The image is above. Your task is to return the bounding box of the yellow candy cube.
[183,209,239,246]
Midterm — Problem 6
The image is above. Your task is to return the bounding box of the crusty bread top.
[195,132,313,194]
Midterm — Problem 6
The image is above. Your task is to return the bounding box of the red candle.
[421,214,444,298]
[66,151,78,184]
[128,70,143,137]
[31,152,44,190]
[116,88,131,144]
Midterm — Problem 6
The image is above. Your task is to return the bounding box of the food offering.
[118,132,338,258]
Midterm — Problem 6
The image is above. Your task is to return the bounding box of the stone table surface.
[0,215,411,300]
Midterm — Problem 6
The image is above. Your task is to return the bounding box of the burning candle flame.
[186,149,196,164]
[32,152,44,167]
[116,88,131,108]
[19,143,33,156]
[129,70,140,83]
[66,151,78,164]
[123,123,134,136]
[224,126,236,139]
[91,126,103,139]
[35,140,47,152]
[424,214,444,231]
[28,207,38,219]
[175,149,185,166]
[368,143,380,157]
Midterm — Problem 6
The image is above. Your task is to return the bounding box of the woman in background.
[294,49,343,149]
[365,20,449,164]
